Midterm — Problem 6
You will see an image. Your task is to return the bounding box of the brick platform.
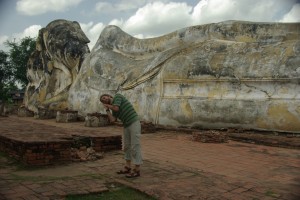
[0,116,299,199]
[0,136,72,165]
[0,116,122,166]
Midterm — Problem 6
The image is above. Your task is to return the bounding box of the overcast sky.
[0,0,299,51]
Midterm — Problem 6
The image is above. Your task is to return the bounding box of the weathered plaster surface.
[24,20,90,113]
[26,20,300,132]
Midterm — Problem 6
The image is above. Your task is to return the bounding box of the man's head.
[100,94,113,104]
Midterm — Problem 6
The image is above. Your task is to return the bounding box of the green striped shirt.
[112,93,139,127]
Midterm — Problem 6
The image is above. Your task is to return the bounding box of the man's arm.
[104,104,119,112]
[103,104,119,122]
[106,109,117,122]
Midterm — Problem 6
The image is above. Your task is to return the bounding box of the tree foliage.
[0,50,12,82]
[0,50,16,101]
[0,37,36,102]
[5,37,36,89]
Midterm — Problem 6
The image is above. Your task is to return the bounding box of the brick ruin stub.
[85,112,112,127]
[34,108,57,119]
[56,110,78,123]
[17,106,34,117]
[192,131,229,143]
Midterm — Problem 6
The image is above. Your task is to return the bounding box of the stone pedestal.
[17,107,34,117]
[85,113,111,127]
[192,131,228,143]
[56,110,78,123]
[35,108,56,119]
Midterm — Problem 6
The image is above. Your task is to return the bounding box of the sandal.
[116,166,131,174]
[126,169,140,178]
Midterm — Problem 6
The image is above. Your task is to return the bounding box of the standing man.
[100,93,142,178]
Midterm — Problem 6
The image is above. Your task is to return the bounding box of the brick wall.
[0,134,122,166]
[0,136,72,166]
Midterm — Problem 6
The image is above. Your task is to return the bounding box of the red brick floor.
[0,116,299,200]
[142,132,300,185]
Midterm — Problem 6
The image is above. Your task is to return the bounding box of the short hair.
[99,94,113,102]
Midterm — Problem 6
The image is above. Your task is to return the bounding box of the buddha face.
[24,20,90,112]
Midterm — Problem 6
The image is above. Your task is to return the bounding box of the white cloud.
[17,25,41,38]
[4,0,299,52]
[95,1,137,13]
[280,4,300,22]
[95,2,114,13]
[16,0,83,15]
[191,0,300,25]
[109,19,124,27]
[115,1,143,11]
[122,1,193,37]
[94,0,173,13]
[0,35,9,51]
[11,25,41,44]
[80,22,106,50]
[0,25,41,51]
[132,33,145,39]
[95,0,148,13]
[0,35,9,43]
[91,0,300,40]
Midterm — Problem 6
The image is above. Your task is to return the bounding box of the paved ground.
[0,116,299,200]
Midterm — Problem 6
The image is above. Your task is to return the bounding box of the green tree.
[0,50,17,102]
[5,37,36,89]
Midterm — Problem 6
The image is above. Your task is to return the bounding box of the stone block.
[35,108,56,119]
[17,107,34,117]
[84,113,112,127]
[56,110,78,123]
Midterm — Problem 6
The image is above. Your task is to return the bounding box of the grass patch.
[0,151,7,157]
[66,184,156,200]
[265,190,280,198]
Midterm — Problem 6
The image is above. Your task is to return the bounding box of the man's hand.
[103,104,110,110]
[104,105,117,122]
[102,104,119,112]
